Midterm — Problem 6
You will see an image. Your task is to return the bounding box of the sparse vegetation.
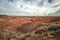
[0,22,60,40]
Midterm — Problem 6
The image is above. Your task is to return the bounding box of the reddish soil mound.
[0,16,60,32]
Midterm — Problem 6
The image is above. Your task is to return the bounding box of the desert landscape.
[0,15,60,40]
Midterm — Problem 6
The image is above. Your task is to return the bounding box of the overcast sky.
[0,0,60,16]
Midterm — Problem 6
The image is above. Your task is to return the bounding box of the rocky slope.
[0,20,60,40]
[0,15,60,40]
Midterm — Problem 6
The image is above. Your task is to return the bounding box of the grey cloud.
[0,0,60,16]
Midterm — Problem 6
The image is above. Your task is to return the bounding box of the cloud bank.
[0,0,60,16]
